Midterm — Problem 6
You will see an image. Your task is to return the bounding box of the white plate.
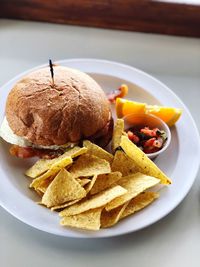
[0,59,199,238]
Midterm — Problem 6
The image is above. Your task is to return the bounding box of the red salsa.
[126,126,167,154]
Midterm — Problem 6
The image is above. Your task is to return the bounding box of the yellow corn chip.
[69,154,111,178]
[120,136,171,184]
[111,150,139,176]
[41,169,86,208]
[59,185,127,217]
[51,199,81,211]
[25,158,53,178]
[30,157,73,189]
[60,208,102,231]
[121,192,159,219]
[84,175,98,193]
[26,146,87,178]
[111,119,125,152]
[78,178,91,187]
[35,189,44,197]
[101,201,129,228]
[37,201,45,206]
[83,140,113,164]
[35,176,53,194]
[90,172,122,195]
[106,172,160,211]
[62,146,87,158]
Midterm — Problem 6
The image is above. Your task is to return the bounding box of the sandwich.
[0,65,113,158]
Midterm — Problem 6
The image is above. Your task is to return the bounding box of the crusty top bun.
[6,66,110,146]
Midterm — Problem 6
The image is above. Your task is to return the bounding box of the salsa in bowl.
[123,113,171,159]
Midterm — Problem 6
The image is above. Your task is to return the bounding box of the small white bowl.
[123,113,171,159]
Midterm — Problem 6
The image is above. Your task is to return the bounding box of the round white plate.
[0,59,199,238]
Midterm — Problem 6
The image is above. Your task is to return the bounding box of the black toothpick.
[49,59,54,86]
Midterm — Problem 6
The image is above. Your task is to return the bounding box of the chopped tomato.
[140,127,159,137]
[143,138,156,147]
[143,146,160,154]
[127,131,140,144]
[126,126,167,155]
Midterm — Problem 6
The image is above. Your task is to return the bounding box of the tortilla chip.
[35,176,53,194]
[90,172,122,195]
[69,154,111,178]
[121,192,159,219]
[51,199,81,211]
[83,140,113,164]
[101,201,129,228]
[106,172,160,211]
[120,136,171,184]
[111,150,139,176]
[60,208,102,231]
[26,146,87,178]
[30,157,73,189]
[59,185,127,217]
[78,178,91,187]
[84,175,98,193]
[35,189,44,197]
[41,168,86,207]
[25,158,54,178]
[111,119,125,152]
[61,146,87,158]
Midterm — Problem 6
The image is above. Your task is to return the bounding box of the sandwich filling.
[0,115,113,159]
[0,117,76,158]
[0,117,74,150]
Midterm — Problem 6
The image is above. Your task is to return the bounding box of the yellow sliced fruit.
[146,105,182,127]
[115,98,182,127]
[116,98,146,118]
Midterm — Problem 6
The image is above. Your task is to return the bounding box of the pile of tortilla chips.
[25,119,171,231]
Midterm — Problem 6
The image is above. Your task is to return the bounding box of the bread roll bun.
[6,66,110,146]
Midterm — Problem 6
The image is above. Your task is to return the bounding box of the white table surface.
[0,19,200,267]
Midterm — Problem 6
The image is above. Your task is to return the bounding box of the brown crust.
[6,66,110,146]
